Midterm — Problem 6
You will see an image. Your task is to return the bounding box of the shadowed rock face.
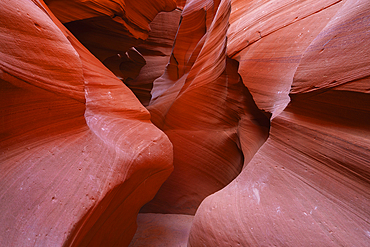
[47,0,180,106]
[1,0,369,246]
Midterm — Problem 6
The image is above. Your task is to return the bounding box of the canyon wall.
[0,0,175,246]
[0,0,369,246]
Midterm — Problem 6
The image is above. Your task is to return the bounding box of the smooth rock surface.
[0,1,173,246]
[128,10,182,106]
[292,0,370,94]
[1,0,369,246]
[188,0,370,246]
[235,0,344,116]
[189,90,370,246]
[142,0,270,215]
[47,0,179,105]
[128,213,193,247]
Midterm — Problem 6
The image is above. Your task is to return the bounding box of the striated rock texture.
[0,0,174,246]
[46,0,179,106]
[189,94,370,246]
[188,0,370,246]
[1,0,369,246]
[141,0,270,215]
[46,0,181,107]
[127,10,182,106]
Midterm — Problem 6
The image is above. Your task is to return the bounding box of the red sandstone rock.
[233,1,344,116]
[46,0,179,106]
[227,0,343,58]
[188,0,370,246]
[292,0,370,94]
[46,0,177,40]
[46,0,176,65]
[128,10,182,106]
[189,90,370,246]
[142,0,270,215]
[0,1,173,246]
[128,213,193,247]
[1,0,369,246]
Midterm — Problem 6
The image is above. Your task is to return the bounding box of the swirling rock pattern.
[188,0,370,246]
[46,0,179,106]
[0,0,173,246]
[127,10,182,106]
[189,91,370,246]
[1,0,369,246]
[142,0,270,215]
[230,0,345,117]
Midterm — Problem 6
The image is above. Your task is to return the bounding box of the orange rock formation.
[1,0,369,246]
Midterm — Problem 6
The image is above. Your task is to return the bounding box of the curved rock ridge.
[1,0,369,246]
[127,10,182,106]
[188,0,370,246]
[292,0,370,94]
[46,0,177,40]
[189,90,370,246]
[0,0,173,246]
[46,0,180,106]
[142,0,270,215]
[231,0,345,117]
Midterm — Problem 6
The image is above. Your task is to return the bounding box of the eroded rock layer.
[46,0,180,106]
[188,0,370,246]
[189,90,370,246]
[128,213,193,247]
[1,0,369,246]
[142,0,270,215]
[0,1,174,246]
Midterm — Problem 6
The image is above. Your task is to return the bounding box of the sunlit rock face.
[1,0,369,246]
[0,0,174,246]
[188,0,370,246]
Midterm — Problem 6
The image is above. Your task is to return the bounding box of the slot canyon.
[0,0,369,246]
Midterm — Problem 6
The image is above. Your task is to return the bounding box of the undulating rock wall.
[0,0,175,246]
[188,0,370,246]
[1,0,369,246]
[142,0,271,215]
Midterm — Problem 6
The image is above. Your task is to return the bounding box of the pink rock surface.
[46,0,179,106]
[292,0,370,94]
[188,0,370,246]
[234,1,344,116]
[189,90,370,246]
[128,213,193,247]
[46,0,177,40]
[0,0,173,246]
[142,0,270,215]
[128,10,182,106]
[1,0,370,246]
